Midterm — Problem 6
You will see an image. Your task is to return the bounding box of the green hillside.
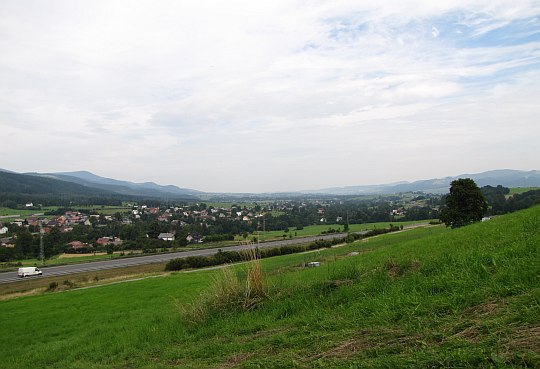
[0,206,538,368]
[0,171,114,196]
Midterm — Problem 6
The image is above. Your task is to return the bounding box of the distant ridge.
[38,171,201,199]
[1,168,538,198]
[305,169,540,195]
[0,171,117,197]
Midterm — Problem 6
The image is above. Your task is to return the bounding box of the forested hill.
[0,171,115,196]
[0,171,198,206]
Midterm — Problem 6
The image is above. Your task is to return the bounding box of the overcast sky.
[1,1,539,192]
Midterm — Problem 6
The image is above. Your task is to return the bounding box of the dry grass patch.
[462,299,507,318]
[179,250,269,324]
[384,258,422,278]
[58,252,107,259]
[217,352,254,369]
[305,328,422,361]
[504,325,540,354]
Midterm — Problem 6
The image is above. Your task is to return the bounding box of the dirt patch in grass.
[238,327,290,343]
[305,328,422,361]
[462,299,507,318]
[448,299,508,342]
[504,325,540,353]
[217,352,254,368]
[384,259,422,278]
[451,324,485,342]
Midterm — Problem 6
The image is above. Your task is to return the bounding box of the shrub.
[47,281,58,291]
[63,280,75,288]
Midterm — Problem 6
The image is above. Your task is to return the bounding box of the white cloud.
[0,0,539,192]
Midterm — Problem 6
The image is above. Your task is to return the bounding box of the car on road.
[17,267,43,278]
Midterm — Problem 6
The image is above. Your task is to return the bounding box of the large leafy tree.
[440,178,488,228]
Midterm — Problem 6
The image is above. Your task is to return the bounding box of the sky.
[1,0,539,193]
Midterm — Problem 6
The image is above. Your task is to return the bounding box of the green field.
[0,205,132,221]
[68,205,132,215]
[0,207,538,368]
[0,206,58,219]
[236,219,435,241]
[509,187,540,196]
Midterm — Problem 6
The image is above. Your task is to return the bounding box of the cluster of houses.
[9,211,93,234]
[0,201,309,251]
[0,222,12,248]
[0,211,123,250]
[67,237,124,252]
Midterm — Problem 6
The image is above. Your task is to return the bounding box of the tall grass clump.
[179,248,268,324]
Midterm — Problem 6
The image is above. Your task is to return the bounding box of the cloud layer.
[1,0,539,192]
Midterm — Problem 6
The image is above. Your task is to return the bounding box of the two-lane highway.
[0,232,362,284]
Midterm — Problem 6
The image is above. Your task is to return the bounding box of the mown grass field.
[75,205,132,215]
[0,206,538,368]
[0,205,131,219]
[0,206,58,218]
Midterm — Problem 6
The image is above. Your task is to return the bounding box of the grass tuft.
[180,248,268,324]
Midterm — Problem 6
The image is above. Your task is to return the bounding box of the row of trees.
[440,179,539,228]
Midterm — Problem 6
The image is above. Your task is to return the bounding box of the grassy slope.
[508,187,540,197]
[0,207,538,368]
[236,219,434,241]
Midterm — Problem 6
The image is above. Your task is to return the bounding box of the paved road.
[0,232,364,284]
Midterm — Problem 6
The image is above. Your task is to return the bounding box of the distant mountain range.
[0,168,539,199]
[39,171,202,198]
[0,170,117,197]
[305,169,540,195]
[0,170,200,200]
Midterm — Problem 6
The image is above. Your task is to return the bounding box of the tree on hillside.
[440,178,487,228]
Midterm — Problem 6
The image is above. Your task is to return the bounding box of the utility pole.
[39,221,44,265]
[257,219,260,246]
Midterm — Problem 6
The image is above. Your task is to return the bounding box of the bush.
[47,281,58,291]
[63,280,75,288]
[203,234,235,243]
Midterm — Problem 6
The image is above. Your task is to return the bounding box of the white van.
[17,267,43,278]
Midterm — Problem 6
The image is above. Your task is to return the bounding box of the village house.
[158,233,175,241]
[96,237,123,246]
[0,237,15,247]
[11,219,24,227]
[60,226,74,233]
[157,213,172,222]
[67,240,92,252]
[25,217,41,227]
